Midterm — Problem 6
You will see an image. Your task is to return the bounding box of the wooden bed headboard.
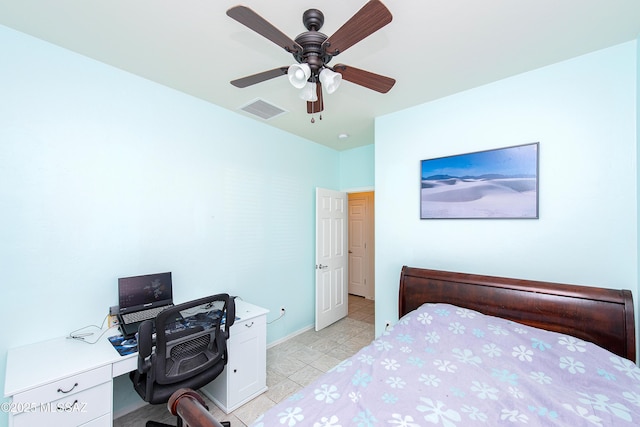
[399,266,636,362]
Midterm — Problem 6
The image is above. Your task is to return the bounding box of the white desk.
[4,300,268,427]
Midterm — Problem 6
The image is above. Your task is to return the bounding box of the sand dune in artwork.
[421,177,537,218]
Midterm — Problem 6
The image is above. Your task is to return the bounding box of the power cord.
[267,307,286,324]
[67,314,117,344]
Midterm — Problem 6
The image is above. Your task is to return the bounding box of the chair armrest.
[225,297,236,338]
[137,320,154,373]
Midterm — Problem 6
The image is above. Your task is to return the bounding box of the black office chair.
[130,293,235,427]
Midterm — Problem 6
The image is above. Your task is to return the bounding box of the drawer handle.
[58,399,79,412]
[57,383,78,394]
[244,322,254,328]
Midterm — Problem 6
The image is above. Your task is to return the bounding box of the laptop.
[117,272,174,338]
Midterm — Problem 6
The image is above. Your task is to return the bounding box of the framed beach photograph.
[420,142,539,219]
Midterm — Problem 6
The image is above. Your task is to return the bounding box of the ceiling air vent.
[239,99,287,120]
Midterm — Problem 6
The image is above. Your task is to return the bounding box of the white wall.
[375,42,638,343]
[0,25,342,421]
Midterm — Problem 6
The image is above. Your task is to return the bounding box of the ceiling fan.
[227,0,395,119]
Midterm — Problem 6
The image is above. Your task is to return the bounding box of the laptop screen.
[118,272,173,313]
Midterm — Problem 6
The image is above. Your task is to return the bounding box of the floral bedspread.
[250,303,640,426]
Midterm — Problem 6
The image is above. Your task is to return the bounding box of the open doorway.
[347,191,375,324]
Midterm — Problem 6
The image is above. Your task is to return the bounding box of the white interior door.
[315,188,348,331]
[348,191,375,299]
[348,195,367,297]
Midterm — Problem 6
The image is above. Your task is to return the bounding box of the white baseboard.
[267,323,314,349]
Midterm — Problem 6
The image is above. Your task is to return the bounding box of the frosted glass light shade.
[319,68,342,94]
[288,63,311,89]
[299,82,318,101]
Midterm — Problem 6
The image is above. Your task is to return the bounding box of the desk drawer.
[12,381,111,427]
[233,313,266,335]
[12,365,111,409]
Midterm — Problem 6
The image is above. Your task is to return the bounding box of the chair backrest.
[132,293,236,404]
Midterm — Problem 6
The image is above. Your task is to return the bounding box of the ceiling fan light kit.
[227,0,396,121]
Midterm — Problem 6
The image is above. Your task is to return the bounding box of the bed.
[250,266,640,426]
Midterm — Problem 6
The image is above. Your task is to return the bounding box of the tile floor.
[114,295,374,427]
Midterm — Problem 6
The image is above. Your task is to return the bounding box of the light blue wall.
[375,41,638,347]
[339,144,375,190]
[0,25,341,422]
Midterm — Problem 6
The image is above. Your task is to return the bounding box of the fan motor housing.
[294,31,331,72]
[293,9,332,72]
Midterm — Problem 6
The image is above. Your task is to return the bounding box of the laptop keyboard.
[122,305,171,324]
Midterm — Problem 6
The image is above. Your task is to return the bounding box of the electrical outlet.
[108,315,120,328]
[280,306,286,315]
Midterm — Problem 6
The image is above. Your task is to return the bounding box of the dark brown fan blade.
[307,82,324,114]
[230,67,289,88]
[322,0,392,56]
[227,6,302,54]
[333,64,395,93]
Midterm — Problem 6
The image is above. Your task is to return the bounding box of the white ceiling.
[1,0,639,150]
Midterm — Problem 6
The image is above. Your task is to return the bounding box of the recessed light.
[338,133,349,139]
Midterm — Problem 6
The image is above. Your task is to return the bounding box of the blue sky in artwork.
[421,143,538,179]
